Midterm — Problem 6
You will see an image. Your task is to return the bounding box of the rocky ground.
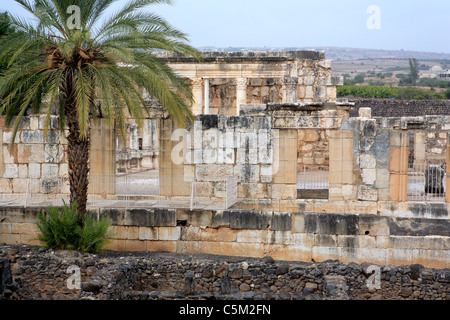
[0,244,448,300]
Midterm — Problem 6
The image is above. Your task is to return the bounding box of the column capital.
[191,77,203,88]
[282,77,299,86]
[236,78,248,90]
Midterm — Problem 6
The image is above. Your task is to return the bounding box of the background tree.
[400,58,420,86]
[409,58,419,85]
[0,12,14,75]
[0,0,200,220]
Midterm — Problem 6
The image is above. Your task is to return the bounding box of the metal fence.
[0,177,68,208]
[89,171,238,210]
[0,170,239,210]
[408,161,446,202]
[297,165,329,190]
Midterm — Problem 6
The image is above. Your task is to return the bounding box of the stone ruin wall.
[1,244,449,301]
[115,118,160,174]
[1,206,449,270]
[350,99,450,118]
[1,107,450,268]
[187,77,284,116]
[0,116,68,199]
[91,51,343,174]
[0,51,449,269]
[297,129,330,170]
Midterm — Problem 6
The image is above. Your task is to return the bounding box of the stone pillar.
[389,131,409,202]
[414,132,426,170]
[141,119,159,170]
[159,118,191,198]
[90,119,116,196]
[446,136,450,203]
[236,78,247,116]
[204,77,210,115]
[191,78,203,115]
[282,77,298,103]
[272,129,297,200]
[328,130,355,200]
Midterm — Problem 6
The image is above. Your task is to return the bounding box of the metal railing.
[408,161,446,202]
[0,170,239,210]
[0,176,69,208]
[297,165,329,190]
[88,170,239,210]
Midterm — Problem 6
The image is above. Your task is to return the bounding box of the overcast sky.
[2,0,449,53]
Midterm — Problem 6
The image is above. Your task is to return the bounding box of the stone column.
[204,77,210,115]
[236,78,247,116]
[414,132,426,170]
[282,77,298,103]
[446,135,450,203]
[191,78,203,115]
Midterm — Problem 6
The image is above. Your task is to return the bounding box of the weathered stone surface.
[270,212,291,231]
[20,131,44,144]
[359,154,376,169]
[195,165,233,182]
[0,258,13,297]
[17,144,44,164]
[306,213,359,235]
[361,169,376,185]
[410,264,424,280]
[358,215,390,236]
[228,268,243,279]
[324,275,349,300]
[176,210,212,227]
[400,287,413,297]
[358,185,378,201]
[261,256,275,264]
[82,280,102,293]
[358,108,372,119]
[44,144,63,163]
[389,217,450,237]
[4,164,19,178]
[211,211,231,228]
[229,210,272,230]
[239,283,250,292]
[42,164,59,178]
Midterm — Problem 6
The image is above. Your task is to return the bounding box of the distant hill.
[198,46,450,62]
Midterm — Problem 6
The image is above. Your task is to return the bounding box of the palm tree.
[0,0,200,220]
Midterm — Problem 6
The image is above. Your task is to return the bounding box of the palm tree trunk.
[66,105,90,220]
[64,80,90,221]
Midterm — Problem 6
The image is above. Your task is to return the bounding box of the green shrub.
[77,214,111,253]
[444,89,450,99]
[36,201,111,253]
[337,85,446,100]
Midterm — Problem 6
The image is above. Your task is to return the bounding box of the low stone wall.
[350,99,450,118]
[1,207,448,269]
[1,244,448,300]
